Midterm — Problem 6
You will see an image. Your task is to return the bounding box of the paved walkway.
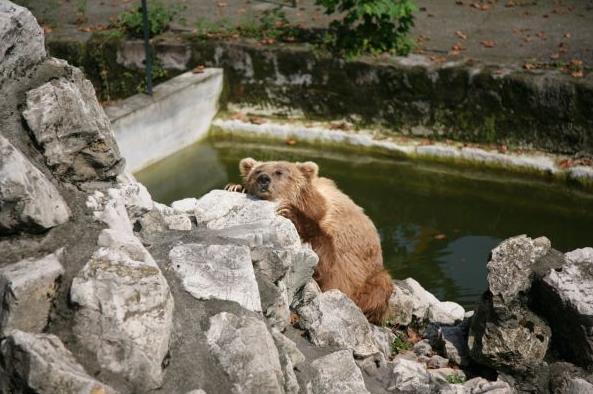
[15,0,593,67]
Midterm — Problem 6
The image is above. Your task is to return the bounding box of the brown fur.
[230,158,393,324]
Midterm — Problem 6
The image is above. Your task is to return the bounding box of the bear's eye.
[274,170,283,176]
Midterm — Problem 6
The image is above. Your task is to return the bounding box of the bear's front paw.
[224,183,244,193]
[276,202,294,219]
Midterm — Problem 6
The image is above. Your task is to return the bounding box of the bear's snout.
[256,173,271,190]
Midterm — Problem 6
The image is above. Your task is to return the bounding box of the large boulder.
[71,189,173,390]
[0,330,115,394]
[206,312,285,393]
[0,135,70,234]
[534,247,593,366]
[22,66,124,182]
[0,249,64,335]
[169,243,262,312]
[0,1,46,82]
[307,350,369,394]
[468,235,554,391]
[298,289,379,357]
[389,278,465,327]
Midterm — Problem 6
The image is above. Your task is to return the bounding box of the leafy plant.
[391,332,412,354]
[446,373,466,384]
[118,1,182,38]
[315,0,416,57]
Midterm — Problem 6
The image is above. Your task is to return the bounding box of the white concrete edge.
[211,118,593,183]
[106,69,223,173]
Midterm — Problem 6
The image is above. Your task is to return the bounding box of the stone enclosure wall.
[47,33,593,155]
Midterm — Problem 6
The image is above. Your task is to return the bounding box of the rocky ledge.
[1,1,593,393]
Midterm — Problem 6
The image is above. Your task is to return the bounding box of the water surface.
[137,137,593,309]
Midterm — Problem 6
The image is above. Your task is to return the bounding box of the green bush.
[315,0,416,57]
[118,1,179,38]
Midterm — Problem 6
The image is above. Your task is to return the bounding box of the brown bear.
[225,158,393,324]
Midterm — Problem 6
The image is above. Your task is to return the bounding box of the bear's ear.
[297,161,319,180]
[239,157,258,176]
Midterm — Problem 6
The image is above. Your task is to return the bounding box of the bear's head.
[239,157,319,201]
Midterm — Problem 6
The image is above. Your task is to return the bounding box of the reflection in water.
[137,137,593,310]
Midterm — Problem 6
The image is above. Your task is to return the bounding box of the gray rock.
[388,358,431,393]
[292,278,322,309]
[463,377,513,393]
[169,243,262,312]
[371,324,396,359]
[468,307,550,372]
[549,361,593,394]
[164,214,192,230]
[298,289,379,357]
[117,173,153,219]
[427,355,449,369]
[486,235,549,318]
[389,278,465,326]
[171,197,200,213]
[23,69,123,182]
[428,367,465,385]
[272,329,304,394]
[413,339,433,357]
[535,247,593,366]
[437,325,469,367]
[71,227,174,390]
[0,249,64,335]
[0,330,116,394]
[468,235,552,389]
[206,312,284,394]
[307,350,370,394]
[0,1,46,81]
[0,135,70,234]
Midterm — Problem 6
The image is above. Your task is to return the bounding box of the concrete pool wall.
[104,68,223,172]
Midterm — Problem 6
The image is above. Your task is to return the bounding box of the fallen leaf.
[550,53,560,60]
[406,328,422,344]
[285,138,297,145]
[192,65,205,74]
[571,70,584,78]
[248,116,266,125]
[455,31,467,40]
[434,233,447,240]
[558,159,573,169]
[523,63,537,70]
[480,40,496,48]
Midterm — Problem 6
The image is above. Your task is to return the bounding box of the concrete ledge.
[211,118,593,188]
[105,68,223,172]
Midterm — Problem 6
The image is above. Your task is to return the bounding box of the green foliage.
[315,0,416,57]
[446,373,466,384]
[118,1,182,38]
[391,332,412,354]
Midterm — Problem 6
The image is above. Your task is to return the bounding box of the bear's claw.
[224,183,244,193]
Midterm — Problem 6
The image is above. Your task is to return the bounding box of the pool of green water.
[136,137,593,310]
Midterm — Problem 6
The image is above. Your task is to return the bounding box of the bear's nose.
[257,173,271,186]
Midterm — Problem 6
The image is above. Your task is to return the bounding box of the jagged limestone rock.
[72,189,173,390]
[307,350,369,394]
[0,135,70,234]
[206,312,284,394]
[298,289,379,357]
[0,330,116,394]
[0,249,64,335]
[169,243,262,312]
[535,247,593,366]
[389,278,465,326]
[23,69,123,182]
[0,0,46,81]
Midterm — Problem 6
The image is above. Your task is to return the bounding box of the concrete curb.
[211,118,593,187]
